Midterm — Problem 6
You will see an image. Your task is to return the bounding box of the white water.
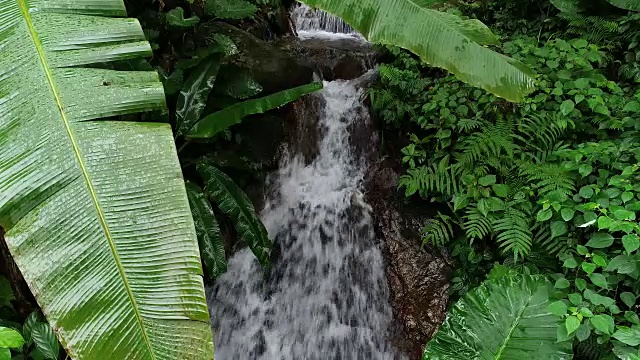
[291,4,363,40]
[207,7,403,360]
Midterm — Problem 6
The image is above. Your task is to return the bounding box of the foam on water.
[206,7,403,359]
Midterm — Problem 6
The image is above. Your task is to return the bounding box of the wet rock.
[198,22,315,94]
[366,161,451,359]
[278,35,378,81]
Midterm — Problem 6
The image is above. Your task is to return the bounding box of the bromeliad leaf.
[298,0,536,101]
[0,1,213,359]
[176,55,222,136]
[186,182,228,278]
[423,271,572,359]
[188,82,323,138]
[197,163,272,266]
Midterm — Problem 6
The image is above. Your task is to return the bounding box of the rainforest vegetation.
[0,0,638,359]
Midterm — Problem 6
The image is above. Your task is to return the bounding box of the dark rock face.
[279,36,378,81]
[366,161,451,359]
[199,22,315,94]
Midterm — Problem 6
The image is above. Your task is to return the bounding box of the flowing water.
[291,4,362,39]
[207,6,403,359]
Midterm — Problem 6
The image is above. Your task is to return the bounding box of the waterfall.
[207,7,404,359]
[291,4,362,39]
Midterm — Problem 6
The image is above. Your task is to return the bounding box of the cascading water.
[291,4,361,39]
[207,6,404,359]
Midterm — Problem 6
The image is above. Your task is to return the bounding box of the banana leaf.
[297,0,535,102]
[423,271,573,359]
[196,163,271,266]
[187,82,323,138]
[0,1,214,359]
[606,0,640,10]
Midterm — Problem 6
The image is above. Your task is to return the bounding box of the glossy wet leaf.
[0,327,24,349]
[549,300,568,316]
[586,233,614,248]
[22,312,37,346]
[576,323,591,342]
[298,0,535,102]
[188,82,323,138]
[0,1,213,358]
[423,272,572,359]
[560,100,574,115]
[612,327,640,346]
[623,235,640,254]
[621,292,636,309]
[186,182,228,278]
[176,55,222,136]
[166,7,200,27]
[31,323,58,360]
[590,314,615,335]
[479,175,497,186]
[197,163,272,266]
[589,273,608,289]
[565,316,580,334]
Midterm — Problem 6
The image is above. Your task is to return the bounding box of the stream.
[206,6,405,359]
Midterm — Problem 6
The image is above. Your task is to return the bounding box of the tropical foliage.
[373,0,640,358]
[424,266,573,359]
[1,0,322,358]
[0,1,213,359]
[298,0,536,101]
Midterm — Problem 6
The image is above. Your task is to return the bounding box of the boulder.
[199,22,315,95]
[366,161,451,359]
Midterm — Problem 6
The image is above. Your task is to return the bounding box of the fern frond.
[521,163,575,199]
[456,118,482,132]
[516,114,570,160]
[456,118,515,167]
[399,156,459,197]
[531,222,569,255]
[492,203,533,260]
[463,206,493,242]
[423,213,455,247]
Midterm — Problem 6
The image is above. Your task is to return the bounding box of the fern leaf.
[205,0,258,19]
[423,213,455,247]
[492,206,533,260]
[463,206,493,242]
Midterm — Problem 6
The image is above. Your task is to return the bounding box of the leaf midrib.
[16,2,155,358]
[494,281,535,358]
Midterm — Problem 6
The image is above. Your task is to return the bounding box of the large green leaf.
[297,0,535,102]
[606,0,640,10]
[185,182,228,278]
[196,163,271,266]
[188,82,323,138]
[423,271,573,359]
[0,1,213,359]
[176,55,222,137]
